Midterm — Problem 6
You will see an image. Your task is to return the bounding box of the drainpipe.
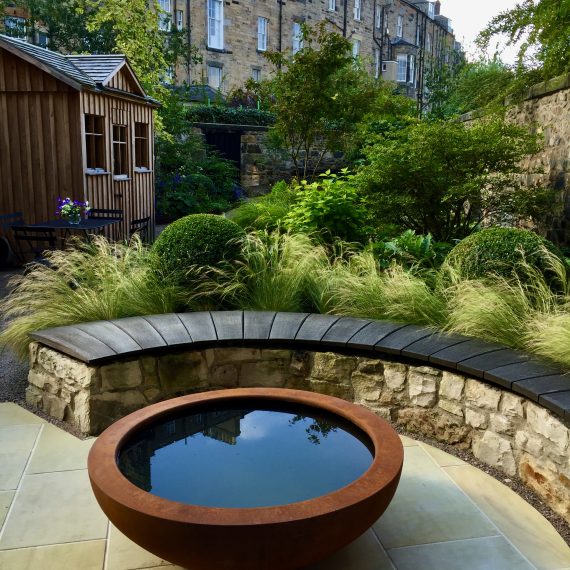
[278,0,283,55]
[186,0,191,81]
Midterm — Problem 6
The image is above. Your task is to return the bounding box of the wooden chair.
[88,208,124,221]
[129,216,151,243]
[12,226,57,263]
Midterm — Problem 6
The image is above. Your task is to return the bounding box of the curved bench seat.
[30,311,570,421]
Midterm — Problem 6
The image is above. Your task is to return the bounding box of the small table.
[29,218,121,239]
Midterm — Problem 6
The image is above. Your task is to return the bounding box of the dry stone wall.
[27,342,570,522]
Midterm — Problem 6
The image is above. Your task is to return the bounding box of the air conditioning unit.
[382,61,397,82]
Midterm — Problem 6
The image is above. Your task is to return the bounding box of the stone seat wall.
[26,311,570,522]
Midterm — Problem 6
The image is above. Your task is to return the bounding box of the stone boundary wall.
[27,343,570,522]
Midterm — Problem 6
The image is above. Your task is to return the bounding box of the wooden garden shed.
[0,34,158,240]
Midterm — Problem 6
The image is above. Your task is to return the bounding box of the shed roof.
[65,54,126,84]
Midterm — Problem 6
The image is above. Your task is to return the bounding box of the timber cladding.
[0,36,157,242]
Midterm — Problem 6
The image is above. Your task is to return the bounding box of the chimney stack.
[435,1,441,15]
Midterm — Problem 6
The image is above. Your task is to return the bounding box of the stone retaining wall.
[26,343,570,522]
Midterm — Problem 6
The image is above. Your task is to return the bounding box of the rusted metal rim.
[88,388,404,527]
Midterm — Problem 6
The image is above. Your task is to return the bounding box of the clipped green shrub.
[153,214,245,281]
[444,227,564,283]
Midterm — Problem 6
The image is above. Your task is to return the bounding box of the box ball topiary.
[445,227,564,282]
[153,214,245,279]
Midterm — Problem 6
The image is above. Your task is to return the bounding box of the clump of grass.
[192,231,328,312]
[0,236,185,358]
[525,311,570,368]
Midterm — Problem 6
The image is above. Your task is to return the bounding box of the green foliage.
[0,236,184,358]
[187,105,275,127]
[155,91,239,220]
[444,227,565,284]
[371,231,452,270]
[356,117,550,241]
[152,214,245,283]
[263,23,379,178]
[229,181,295,231]
[283,170,369,244]
[477,0,570,81]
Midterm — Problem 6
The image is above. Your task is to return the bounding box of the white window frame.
[292,22,303,53]
[328,0,336,12]
[354,0,361,21]
[352,39,361,58]
[396,54,407,82]
[373,48,380,79]
[257,17,268,51]
[375,4,382,29]
[207,64,223,90]
[207,0,224,50]
[416,25,420,46]
[428,2,435,19]
[176,9,183,30]
[426,32,432,53]
[409,54,415,86]
[4,16,26,39]
[396,15,403,38]
[158,0,171,32]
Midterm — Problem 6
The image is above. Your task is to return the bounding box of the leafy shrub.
[0,236,184,358]
[283,170,369,244]
[229,181,295,231]
[152,214,245,282]
[187,104,275,126]
[444,227,565,284]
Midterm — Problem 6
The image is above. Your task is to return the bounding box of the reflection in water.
[119,403,373,508]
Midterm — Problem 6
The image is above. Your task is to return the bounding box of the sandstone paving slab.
[0,539,106,570]
[0,403,45,426]
[0,491,14,529]
[306,529,395,570]
[0,425,41,490]
[387,536,534,570]
[0,470,108,549]
[106,523,184,570]
[418,442,467,467]
[372,445,498,549]
[399,435,418,447]
[26,423,95,474]
[445,464,570,569]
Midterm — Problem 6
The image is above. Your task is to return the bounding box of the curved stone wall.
[27,343,570,522]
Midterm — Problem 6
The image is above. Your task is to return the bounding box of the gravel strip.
[0,268,568,545]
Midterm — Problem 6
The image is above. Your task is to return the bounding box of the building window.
[257,17,268,51]
[207,0,224,49]
[375,4,382,28]
[252,67,261,82]
[428,2,435,19]
[416,25,420,46]
[85,115,105,171]
[292,22,303,54]
[207,64,223,89]
[354,0,361,21]
[373,48,380,79]
[396,15,403,38]
[352,39,360,58]
[112,124,128,177]
[176,9,183,30]
[158,0,171,31]
[409,54,415,86]
[37,31,49,48]
[328,0,336,11]
[4,16,26,39]
[396,54,407,82]
[134,123,149,170]
[426,32,432,53]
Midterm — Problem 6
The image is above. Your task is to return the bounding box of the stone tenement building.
[163,0,462,105]
[2,1,461,105]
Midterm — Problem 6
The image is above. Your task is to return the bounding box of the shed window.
[134,123,149,169]
[84,114,105,170]
[112,125,128,176]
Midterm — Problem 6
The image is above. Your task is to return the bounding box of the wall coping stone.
[30,311,570,421]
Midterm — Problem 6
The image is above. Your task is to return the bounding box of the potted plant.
[57,197,90,225]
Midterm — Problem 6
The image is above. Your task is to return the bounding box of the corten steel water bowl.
[88,388,403,570]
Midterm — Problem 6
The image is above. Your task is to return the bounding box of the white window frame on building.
[207,0,224,50]
[328,0,337,12]
[207,63,223,90]
[292,22,303,53]
[252,67,262,82]
[408,54,415,86]
[354,0,361,21]
[428,2,435,19]
[373,48,380,79]
[4,16,26,39]
[375,4,382,29]
[257,17,268,51]
[396,54,407,83]
[158,0,171,32]
[416,25,421,46]
[396,15,403,38]
[176,9,184,30]
[352,39,361,58]
[426,32,432,53]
